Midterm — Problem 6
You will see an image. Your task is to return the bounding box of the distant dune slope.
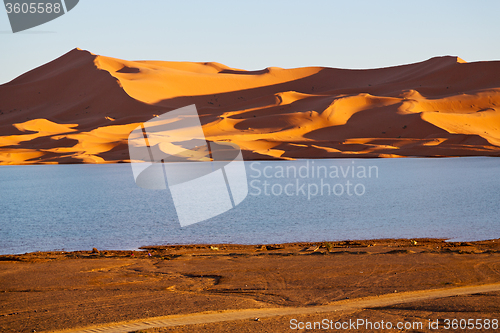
[1,48,499,164]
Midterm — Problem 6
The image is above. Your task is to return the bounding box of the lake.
[1,157,499,254]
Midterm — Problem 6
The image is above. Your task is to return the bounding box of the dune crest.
[94,55,323,105]
[0,49,499,164]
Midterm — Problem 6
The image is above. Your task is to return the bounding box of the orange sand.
[1,49,499,164]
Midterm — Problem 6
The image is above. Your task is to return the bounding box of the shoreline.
[1,237,499,257]
[1,155,499,167]
[1,238,499,332]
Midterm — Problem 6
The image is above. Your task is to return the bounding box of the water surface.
[1,157,499,254]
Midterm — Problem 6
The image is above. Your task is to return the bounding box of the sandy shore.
[1,238,499,332]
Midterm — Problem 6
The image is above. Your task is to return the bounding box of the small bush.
[322,242,333,251]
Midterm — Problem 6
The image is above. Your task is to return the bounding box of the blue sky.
[1,0,499,84]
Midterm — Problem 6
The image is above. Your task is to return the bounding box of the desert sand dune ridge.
[0,48,499,164]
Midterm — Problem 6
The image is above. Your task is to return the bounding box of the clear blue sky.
[1,0,499,84]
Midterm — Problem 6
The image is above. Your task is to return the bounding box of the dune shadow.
[219,68,270,75]
[117,66,140,74]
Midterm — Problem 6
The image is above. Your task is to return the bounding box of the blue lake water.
[1,157,499,254]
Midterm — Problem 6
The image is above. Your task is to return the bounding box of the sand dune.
[0,49,500,164]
